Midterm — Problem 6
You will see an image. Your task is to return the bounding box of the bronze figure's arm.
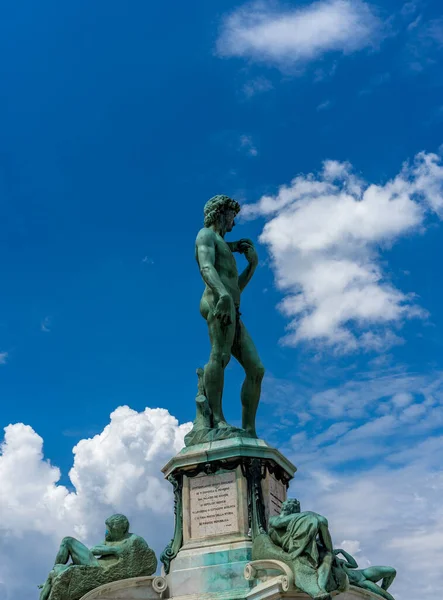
[334,548,358,569]
[234,238,258,292]
[196,228,233,326]
[90,544,121,557]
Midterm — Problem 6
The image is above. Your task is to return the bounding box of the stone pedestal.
[244,561,383,600]
[160,438,296,600]
[245,586,382,600]
[79,576,167,600]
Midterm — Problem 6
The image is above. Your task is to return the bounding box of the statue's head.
[105,514,130,541]
[281,498,301,515]
[204,195,240,233]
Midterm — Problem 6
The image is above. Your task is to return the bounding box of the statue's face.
[105,519,125,541]
[223,208,237,232]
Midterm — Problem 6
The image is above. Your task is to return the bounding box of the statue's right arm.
[334,549,358,569]
[196,229,229,299]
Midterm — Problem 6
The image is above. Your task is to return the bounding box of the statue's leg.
[203,303,235,427]
[232,321,264,437]
[39,576,52,600]
[317,551,333,594]
[362,566,396,590]
[55,537,100,566]
[358,580,395,600]
[380,568,397,591]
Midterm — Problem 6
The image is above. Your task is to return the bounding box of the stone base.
[243,560,385,600]
[245,587,383,600]
[339,589,384,599]
[80,576,382,600]
[246,590,383,600]
[167,540,252,600]
[79,576,167,600]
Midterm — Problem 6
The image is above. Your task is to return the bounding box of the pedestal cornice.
[162,437,296,480]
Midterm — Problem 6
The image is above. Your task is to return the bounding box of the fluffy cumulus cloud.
[216,0,384,71]
[244,150,443,352]
[0,407,191,600]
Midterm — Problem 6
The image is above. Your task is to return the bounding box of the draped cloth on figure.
[269,511,329,567]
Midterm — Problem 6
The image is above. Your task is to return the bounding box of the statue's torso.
[198,228,241,307]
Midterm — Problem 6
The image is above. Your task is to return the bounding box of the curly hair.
[106,513,130,534]
[281,498,301,515]
[203,195,240,228]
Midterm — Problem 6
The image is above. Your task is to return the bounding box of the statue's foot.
[243,426,258,438]
[213,419,230,429]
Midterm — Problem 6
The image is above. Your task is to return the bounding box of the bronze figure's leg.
[39,537,99,600]
[232,319,264,437]
[361,566,397,591]
[202,299,236,428]
[358,579,395,600]
[54,536,100,566]
[317,552,333,595]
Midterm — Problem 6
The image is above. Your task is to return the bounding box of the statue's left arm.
[90,544,121,557]
[232,239,258,292]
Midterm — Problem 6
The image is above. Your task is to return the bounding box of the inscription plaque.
[189,471,239,539]
[262,472,286,523]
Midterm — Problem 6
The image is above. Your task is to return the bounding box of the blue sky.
[1,1,443,599]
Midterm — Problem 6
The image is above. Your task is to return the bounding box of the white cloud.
[0,353,7,365]
[278,374,443,477]
[316,99,332,111]
[239,134,258,156]
[407,14,422,32]
[405,14,443,72]
[41,316,51,332]
[427,18,443,47]
[392,391,414,408]
[242,76,273,98]
[216,0,384,72]
[243,151,443,352]
[401,2,417,17]
[0,407,191,599]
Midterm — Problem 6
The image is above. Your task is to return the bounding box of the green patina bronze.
[159,474,183,575]
[186,195,264,446]
[334,548,397,600]
[38,514,157,600]
[252,499,348,600]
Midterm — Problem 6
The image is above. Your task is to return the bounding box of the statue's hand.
[238,239,258,266]
[214,294,234,326]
